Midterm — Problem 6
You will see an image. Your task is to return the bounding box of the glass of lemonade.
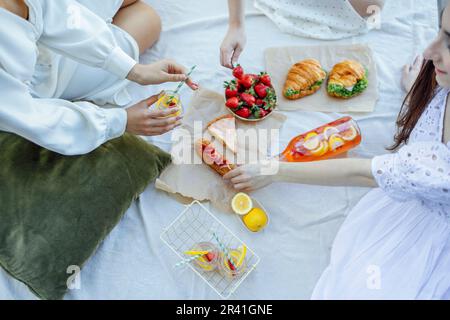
[155,90,183,118]
[191,242,219,272]
[218,249,247,279]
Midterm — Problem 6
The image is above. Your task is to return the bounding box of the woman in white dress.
[223,3,450,300]
[0,0,197,155]
[220,0,385,68]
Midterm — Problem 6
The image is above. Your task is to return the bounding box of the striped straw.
[174,253,203,269]
[167,65,197,103]
[212,232,237,270]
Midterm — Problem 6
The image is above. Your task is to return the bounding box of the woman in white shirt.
[0,0,197,155]
[223,2,450,300]
[220,0,385,68]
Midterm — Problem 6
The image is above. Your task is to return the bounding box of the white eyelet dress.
[312,87,450,299]
[253,0,371,40]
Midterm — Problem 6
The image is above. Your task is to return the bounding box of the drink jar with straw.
[155,65,196,118]
[185,242,219,272]
[212,232,247,279]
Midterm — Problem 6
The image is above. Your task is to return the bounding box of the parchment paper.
[265,43,379,112]
[155,88,287,213]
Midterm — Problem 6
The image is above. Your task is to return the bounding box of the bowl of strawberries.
[224,65,277,122]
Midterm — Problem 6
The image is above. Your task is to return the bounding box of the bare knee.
[121,0,139,8]
[114,1,162,54]
[143,4,162,41]
[137,3,161,52]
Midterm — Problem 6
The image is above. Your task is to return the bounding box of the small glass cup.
[218,249,247,279]
[155,90,183,118]
[190,242,219,272]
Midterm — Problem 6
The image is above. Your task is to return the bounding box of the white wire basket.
[160,200,260,299]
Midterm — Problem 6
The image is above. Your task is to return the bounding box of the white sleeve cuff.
[371,153,395,187]
[371,153,410,201]
[104,108,127,140]
[103,47,137,79]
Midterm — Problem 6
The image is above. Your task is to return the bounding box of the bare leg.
[113,0,162,54]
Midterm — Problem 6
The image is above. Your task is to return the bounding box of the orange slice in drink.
[303,132,320,151]
[310,141,329,157]
[236,245,247,268]
[341,125,358,141]
[329,134,345,150]
[323,126,339,140]
[184,250,209,256]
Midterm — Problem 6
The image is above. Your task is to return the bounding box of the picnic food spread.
[278,116,361,162]
[327,60,368,99]
[283,59,327,100]
[224,65,277,121]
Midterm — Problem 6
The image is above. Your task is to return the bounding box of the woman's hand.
[125,93,183,136]
[127,59,199,89]
[220,25,246,69]
[223,163,277,191]
[402,54,423,92]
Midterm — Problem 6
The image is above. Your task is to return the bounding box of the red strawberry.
[248,73,260,83]
[225,88,237,99]
[233,64,244,79]
[256,99,264,106]
[260,73,272,86]
[224,80,238,99]
[254,83,268,98]
[204,252,215,262]
[258,108,269,118]
[240,93,256,107]
[235,107,251,118]
[239,75,254,89]
[226,97,240,109]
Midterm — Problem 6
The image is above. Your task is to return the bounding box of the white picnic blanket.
[0,0,438,299]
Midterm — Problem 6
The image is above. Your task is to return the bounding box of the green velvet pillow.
[0,132,171,300]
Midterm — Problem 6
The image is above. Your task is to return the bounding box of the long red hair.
[388,60,438,150]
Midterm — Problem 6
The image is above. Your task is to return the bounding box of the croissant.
[283,59,327,100]
[327,60,368,99]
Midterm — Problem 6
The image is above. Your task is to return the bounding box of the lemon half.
[231,193,253,215]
